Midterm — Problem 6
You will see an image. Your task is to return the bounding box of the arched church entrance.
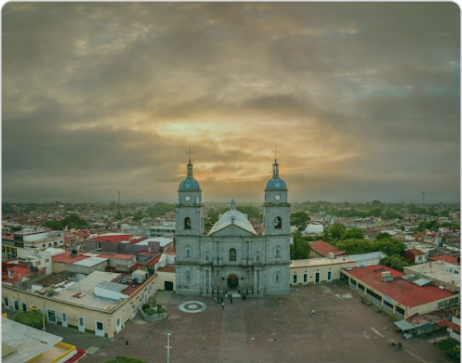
[227,274,239,290]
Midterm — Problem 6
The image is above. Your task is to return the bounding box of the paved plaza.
[46,282,455,363]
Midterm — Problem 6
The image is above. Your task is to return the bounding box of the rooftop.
[405,261,460,288]
[310,240,345,257]
[2,317,62,363]
[291,257,355,268]
[429,254,460,265]
[34,271,130,312]
[346,264,454,307]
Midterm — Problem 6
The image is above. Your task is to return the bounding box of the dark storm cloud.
[2,2,459,203]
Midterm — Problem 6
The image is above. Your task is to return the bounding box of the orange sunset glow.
[2,2,460,204]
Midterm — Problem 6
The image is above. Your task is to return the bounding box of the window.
[229,248,236,262]
[293,273,298,284]
[185,272,191,283]
[96,321,103,330]
[47,309,57,324]
[327,269,332,282]
[184,217,191,229]
[185,247,191,258]
[274,217,282,229]
[275,272,280,283]
[303,273,308,283]
[275,247,281,258]
[255,252,261,262]
[3,297,9,308]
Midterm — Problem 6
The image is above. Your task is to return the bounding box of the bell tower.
[175,148,203,236]
[263,151,290,235]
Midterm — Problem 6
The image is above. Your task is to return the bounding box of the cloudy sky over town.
[2,2,460,204]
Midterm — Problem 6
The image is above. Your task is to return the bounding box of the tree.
[291,211,311,232]
[375,232,392,241]
[380,255,410,272]
[290,231,311,259]
[115,211,123,220]
[146,202,176,218]
[373,238,405,256]
[437,339,460,360]
[325,223,345,243]
[14,311,44,330]
[341,228,364,240]
[133,210,144,222]
[336,239,374,254]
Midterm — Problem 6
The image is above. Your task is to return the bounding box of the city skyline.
[2,2,460,204]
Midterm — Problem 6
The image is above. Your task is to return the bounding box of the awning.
[394,320,415,331]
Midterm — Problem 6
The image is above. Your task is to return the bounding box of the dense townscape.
[2,197,460,362]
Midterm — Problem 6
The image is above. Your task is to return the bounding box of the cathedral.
[175,153,291,296]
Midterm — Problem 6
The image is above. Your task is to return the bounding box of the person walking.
[222,302,225,310]
[312,308,315,316]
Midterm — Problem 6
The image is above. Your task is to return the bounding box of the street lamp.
[165,329,173,363]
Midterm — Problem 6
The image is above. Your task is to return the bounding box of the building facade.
[175,155,291,296]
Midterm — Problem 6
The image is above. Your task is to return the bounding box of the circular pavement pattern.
[179,301,207,314]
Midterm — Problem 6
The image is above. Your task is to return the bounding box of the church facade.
[175,155,291,296]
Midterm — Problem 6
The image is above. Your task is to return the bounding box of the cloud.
[2,2,459,204]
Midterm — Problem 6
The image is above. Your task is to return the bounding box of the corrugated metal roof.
[394,319,415,331]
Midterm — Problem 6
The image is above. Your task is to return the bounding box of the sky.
[2,2,460,205]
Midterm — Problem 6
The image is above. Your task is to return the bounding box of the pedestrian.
[222,302,224,310]
[433,339,437,345]
[312,308,315,316]
[230,296,233,304]
[125,340,129,348]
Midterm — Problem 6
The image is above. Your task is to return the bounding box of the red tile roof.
[437,320,461,332]
[346,264,454,307]
[89,234,147,243]
[164,250,176,256]
[310,240,345,256]
[146,254,162,267]
[407,248,425,256]
[52,250,90,264]
[157,265,175,273]
[430,255,460,265]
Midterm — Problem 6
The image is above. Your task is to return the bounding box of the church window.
[185,271,191,282]
[274,216,282,229]
[255,252,261,262]
[204,253,209,262]
[275,247,281,258]
[184,217,191,229]
[229,248,236,262]
[275,272,281,283]
[185,247,191,258]
[293,273,298,284]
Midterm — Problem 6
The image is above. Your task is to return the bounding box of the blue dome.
[266,177,287,190]
[179,178,201,191]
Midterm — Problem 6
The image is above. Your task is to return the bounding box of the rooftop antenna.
[118,191,120,206]
[422,191,425,205]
